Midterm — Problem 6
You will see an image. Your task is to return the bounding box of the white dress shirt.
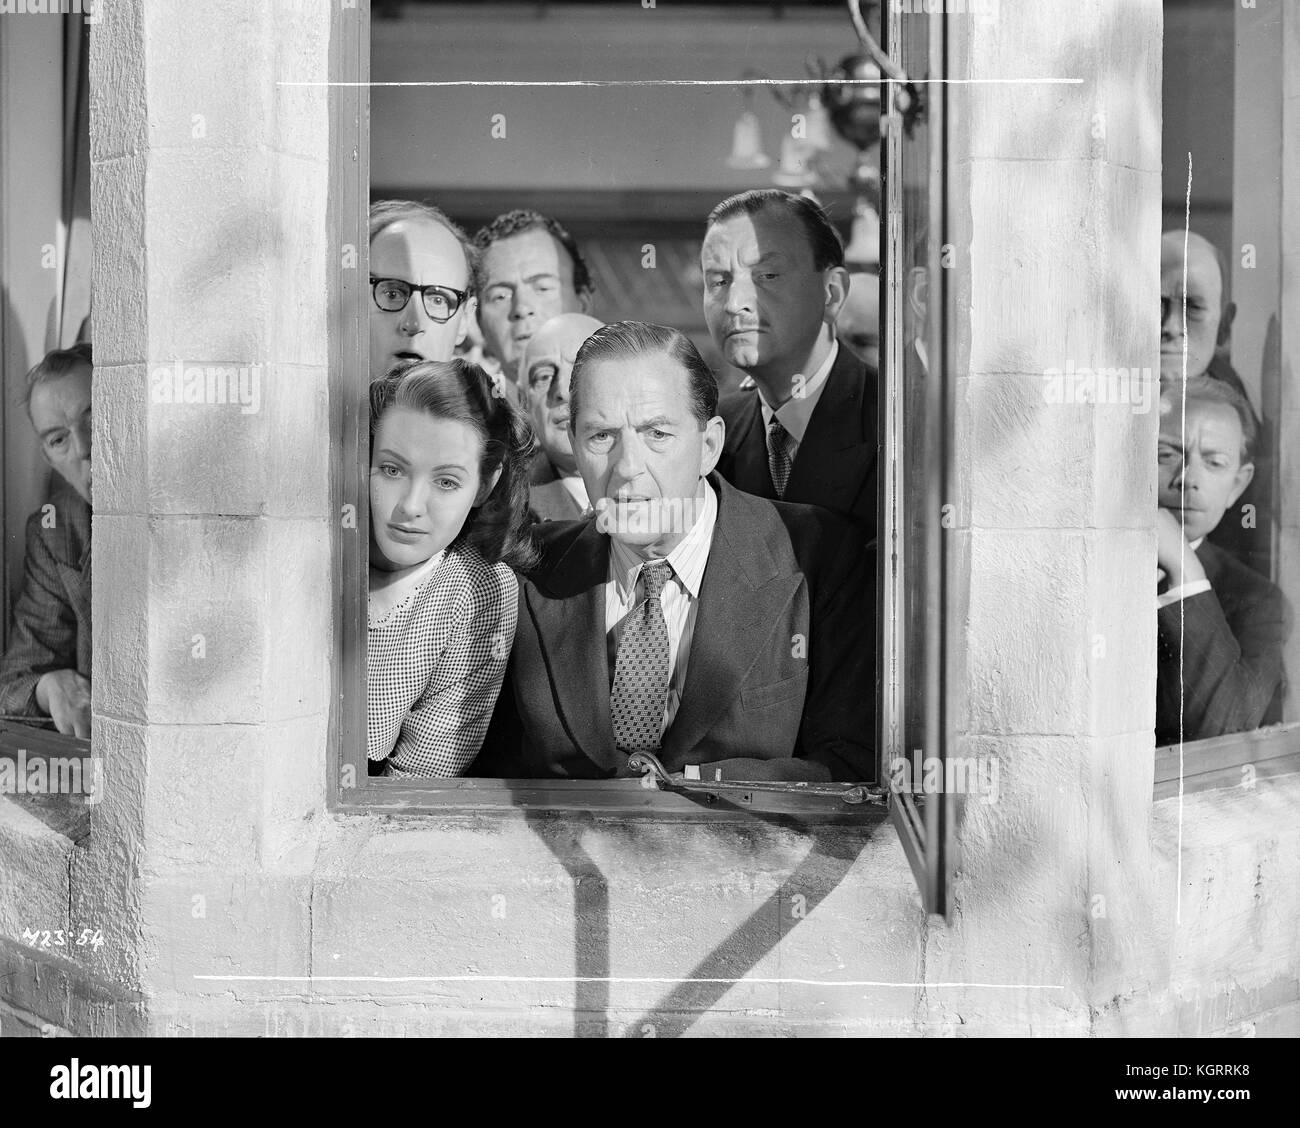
[758,339,839,462]
[1157,536,1212,609]
[604,480,719,737]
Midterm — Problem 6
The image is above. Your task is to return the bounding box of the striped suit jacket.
[367,539,519,777]
[0,488,92,717]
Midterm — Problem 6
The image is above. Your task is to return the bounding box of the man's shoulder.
[1197,542,1292,628]
[520,516,601,595]
[718,380,759,424]
[24,490,90,566]
[715,478,862,563]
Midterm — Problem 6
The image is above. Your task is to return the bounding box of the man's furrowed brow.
[636,416,677,431]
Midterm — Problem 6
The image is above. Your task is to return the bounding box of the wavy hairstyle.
[369,359,538,571]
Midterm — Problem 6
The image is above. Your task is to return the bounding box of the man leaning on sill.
[0,343,94,738]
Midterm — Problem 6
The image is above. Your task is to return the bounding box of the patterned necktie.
[610,560,674,755]
[767,414,793,499]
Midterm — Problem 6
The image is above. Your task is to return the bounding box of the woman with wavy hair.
[367,359,536,777]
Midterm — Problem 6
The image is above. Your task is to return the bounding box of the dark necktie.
[767,414,793,499]
[610,560,674,754]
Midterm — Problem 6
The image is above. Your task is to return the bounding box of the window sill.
[1154,722,1300,801]
[0,722,94,845]
[334,776,890,826]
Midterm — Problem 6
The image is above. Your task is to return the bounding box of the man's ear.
[1217,301,1237,348]
[576,288,594,316]
[455,298,477,349]
[908,266,928,325]
[1228,459,1255,509]
[699,415,725,479]
[475,464,504,507]
[823,266,850,325]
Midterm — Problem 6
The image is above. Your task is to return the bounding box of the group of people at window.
[0,191,1289,776]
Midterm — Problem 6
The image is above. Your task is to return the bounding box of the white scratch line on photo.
[278,78,1084,88]
[195,974,1065,990]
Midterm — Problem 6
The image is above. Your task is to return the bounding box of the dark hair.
[569,321,718,431]
[472,209,593,299]
[706,189,845,272]
[23,341,93,415]
[368,199,477,290]
[1162,374,1259,464]
[369,359,538,571]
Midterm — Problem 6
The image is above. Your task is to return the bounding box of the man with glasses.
[368,200,476,379]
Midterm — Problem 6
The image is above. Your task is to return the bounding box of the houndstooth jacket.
[367,539,518,777]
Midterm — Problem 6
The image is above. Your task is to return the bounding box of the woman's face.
[370,407,494,571]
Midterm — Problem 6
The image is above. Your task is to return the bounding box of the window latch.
[628,751,887,808]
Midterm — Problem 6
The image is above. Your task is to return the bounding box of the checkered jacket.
[368,540,518,777]
[0,488,92,716]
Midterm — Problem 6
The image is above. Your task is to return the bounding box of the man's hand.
[1155,507,1207,589]
[34,670,91,738]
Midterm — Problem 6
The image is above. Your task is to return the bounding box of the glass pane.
[1157,0,1294,747]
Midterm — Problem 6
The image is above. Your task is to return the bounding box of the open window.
[0,11,96,841]
[1154,0,1300,798]
[329,0,920,824]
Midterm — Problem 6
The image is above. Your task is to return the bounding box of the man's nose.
[71,424,92,461]
[723,276,755,316]
[1169,458,1199,493]
[611,432,645,481]
[510,287,535,321]
[1160,299,1182,341]
[550,368,571,405]
[399,296,431,336]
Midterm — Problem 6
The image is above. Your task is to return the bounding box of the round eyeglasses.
[370,276,468,323]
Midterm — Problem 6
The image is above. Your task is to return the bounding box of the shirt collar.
[758,339,838,445]
[608,478,718,602]
[368,549,445,626]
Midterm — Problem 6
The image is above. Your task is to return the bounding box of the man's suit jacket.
[528,476,586,522]
[1156,540,1292,744]
[476,474,875,782]
[0,487,92,716]
[715,346,879,539]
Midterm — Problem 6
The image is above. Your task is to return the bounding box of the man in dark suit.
[519,312,604,521]
[479,321,874,782]
[1155,376,1291,743]
[701,189,879,539]
[0,344,94,737]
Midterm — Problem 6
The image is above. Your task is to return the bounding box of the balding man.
[520,313,605,520]
[1161,230,1268,575]
[369,200,476,378]
[1160,230,1244,395]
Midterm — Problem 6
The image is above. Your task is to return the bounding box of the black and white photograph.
[0,0,1295,1089]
